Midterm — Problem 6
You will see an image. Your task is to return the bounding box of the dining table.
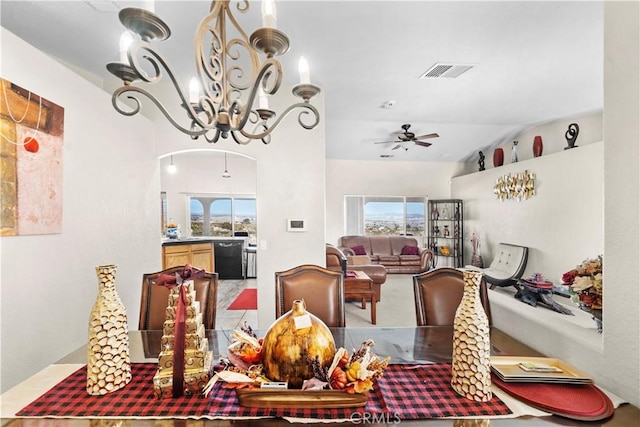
[1,326,637,426]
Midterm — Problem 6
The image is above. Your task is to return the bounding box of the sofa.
[326,244,387,302]
[338,236,433,274]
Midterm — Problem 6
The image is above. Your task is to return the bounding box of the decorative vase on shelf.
[443,225,450,237]
[261,300,336,388]
[431,206,439,220]
[493,148,504,167]
[590,308,603,333]
[451,270,492,402]
[533,136,543,157]
[441,206,449,219]
[87,264,132,395]
[471,254,484,268]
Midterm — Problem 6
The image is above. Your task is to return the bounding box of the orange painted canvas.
[1,78,64,235]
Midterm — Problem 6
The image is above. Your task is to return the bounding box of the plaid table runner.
[17,363,512,420]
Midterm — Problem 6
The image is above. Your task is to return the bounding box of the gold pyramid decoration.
[153,280,213,398]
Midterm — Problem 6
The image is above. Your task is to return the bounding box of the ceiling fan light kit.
[374,123,439,152]
[106,0,321,145]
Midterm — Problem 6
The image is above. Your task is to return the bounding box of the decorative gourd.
[261,300,336,388]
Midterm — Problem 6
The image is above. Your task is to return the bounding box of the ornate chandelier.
[106,0,320,145]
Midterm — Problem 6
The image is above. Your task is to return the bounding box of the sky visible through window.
[189,198,256,216]
[365,201,424,216]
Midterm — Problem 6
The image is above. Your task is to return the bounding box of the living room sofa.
[326,244,387,301]
[338,236,433,274]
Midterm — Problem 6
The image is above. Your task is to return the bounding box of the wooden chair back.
[139,266,218,330]
[275,264,345,327]
[413,267,492,326]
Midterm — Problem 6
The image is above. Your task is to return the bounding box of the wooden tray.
[491,356,592,384]
[236,388,368,408]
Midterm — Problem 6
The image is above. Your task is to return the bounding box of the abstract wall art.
[1,78,65,235]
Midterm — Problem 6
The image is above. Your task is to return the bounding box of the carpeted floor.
[216,274,416,330]
[344,274,416,327]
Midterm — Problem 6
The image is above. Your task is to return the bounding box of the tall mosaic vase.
[451,270,492,402]
[87,264,132,395]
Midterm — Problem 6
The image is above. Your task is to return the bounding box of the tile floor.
[216,274,417,330]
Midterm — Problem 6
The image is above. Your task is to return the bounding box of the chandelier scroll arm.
[238,101,320,142]
[226,57,283,134]
[107,1,321,144]
[112,85,208,138]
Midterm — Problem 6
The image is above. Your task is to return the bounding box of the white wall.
[601,0,639,408]
[459,112,603,176]
[448,1,640,406]
[0,29,160,392]
[325,160,464,246]
[453,142,603,282]
[152,82,327,329]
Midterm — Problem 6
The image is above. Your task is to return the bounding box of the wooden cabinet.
[162,242,214,272]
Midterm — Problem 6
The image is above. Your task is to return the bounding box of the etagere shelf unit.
[428,199,464,268]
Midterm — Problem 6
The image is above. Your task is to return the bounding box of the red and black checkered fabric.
[17,363,511,420]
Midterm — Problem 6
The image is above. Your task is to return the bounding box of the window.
[189,195,256,243]
[345,196,426,238]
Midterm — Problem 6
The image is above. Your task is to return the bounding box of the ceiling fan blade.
[391,144,402,150]
[413,132,439,140]
[373,140,400,144]
[414,141,433,148]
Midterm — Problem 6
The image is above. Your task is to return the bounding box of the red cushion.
[401,245,419,255]
[351,245,367,255]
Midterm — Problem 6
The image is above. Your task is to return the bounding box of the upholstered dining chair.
[275,264,345,327]
[413,267,492,326]
[138,266,218,330]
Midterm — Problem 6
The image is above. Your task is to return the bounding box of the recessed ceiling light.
[380,100,395,109]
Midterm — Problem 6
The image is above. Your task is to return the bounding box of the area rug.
[227,288,257,310]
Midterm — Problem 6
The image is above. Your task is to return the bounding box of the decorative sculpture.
[564,123,579,149]
[478,151,485,171]
[515,279,574,315]
[511,141,519,163]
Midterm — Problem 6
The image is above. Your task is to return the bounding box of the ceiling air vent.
[420,63,474,79]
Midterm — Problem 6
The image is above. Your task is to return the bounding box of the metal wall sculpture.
[493,170,536,201]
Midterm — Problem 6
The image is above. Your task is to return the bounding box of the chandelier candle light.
[107,0,321,145]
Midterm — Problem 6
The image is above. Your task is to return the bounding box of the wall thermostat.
[287,219,306,232]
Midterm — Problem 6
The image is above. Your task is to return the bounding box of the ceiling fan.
[374,124,439,151]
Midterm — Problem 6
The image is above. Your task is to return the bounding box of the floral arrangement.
[204,323,389,396]
[561,255,603,310]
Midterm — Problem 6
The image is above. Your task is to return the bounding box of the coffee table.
[345,270,376,324]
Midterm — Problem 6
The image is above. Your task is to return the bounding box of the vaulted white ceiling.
[1,1,603,162]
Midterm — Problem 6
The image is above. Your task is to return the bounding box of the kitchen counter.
[161,237,247,246]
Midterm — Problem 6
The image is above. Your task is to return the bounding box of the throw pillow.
[401,245,419,256]
[351,245,367,255]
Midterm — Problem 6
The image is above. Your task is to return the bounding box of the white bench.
[466,243,529,289]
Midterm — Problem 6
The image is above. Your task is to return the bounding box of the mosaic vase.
[451,270,492,402]
[87,264,132,395]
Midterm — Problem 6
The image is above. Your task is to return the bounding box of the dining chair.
[138,265,218,330]
[413,267,492,326]
[275,264,345,327]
